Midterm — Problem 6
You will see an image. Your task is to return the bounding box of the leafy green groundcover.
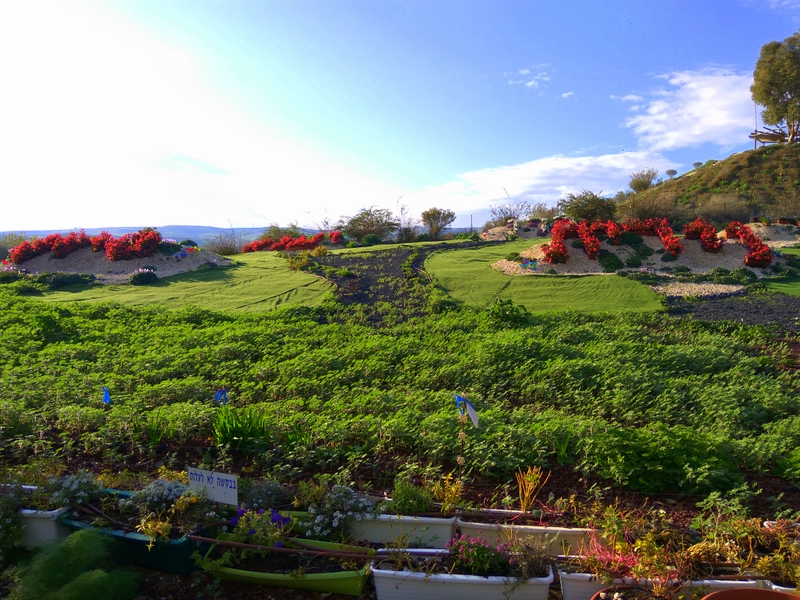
[0,289,798,495]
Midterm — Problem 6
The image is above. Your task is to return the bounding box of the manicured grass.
[41,252,332,313]
[761,275,800,296]
[425,240,664,313]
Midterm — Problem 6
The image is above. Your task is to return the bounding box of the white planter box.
[372,561,553,600]
[349,514,456,548]
[558,570,634,600]
[558,570,760,600]
[18,507,71,549]
[458,517,594,556]
[766,581,797,593]
[678,579,760,596]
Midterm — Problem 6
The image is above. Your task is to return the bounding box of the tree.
[395,204,418,243]
[339,207,399,242]
[628,168,659,193]
[420,207,456,239]
[666,169,677,179]
[487,198,531,228]
[557,190,616,221]
[751,30,800,143]
[693,162,703,169]
[526,202,559,220]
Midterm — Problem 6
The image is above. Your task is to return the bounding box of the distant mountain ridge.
[0,225,268,246]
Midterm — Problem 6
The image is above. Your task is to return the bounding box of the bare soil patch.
[12,246,231,284]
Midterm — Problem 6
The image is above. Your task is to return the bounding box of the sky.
[1,0,800,232]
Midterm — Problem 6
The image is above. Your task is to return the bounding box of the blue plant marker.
[455,394,479,427]
[215,389,228,406]
[102,387,111,405]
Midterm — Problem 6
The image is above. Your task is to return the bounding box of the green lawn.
[425,239,664,313]
[42,252,332,312]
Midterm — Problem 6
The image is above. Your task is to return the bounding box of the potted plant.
[350,475,457,548]
[458,469,594,556]
[192,507,373,596]
[59,477,222,575]
[371,533,554,600]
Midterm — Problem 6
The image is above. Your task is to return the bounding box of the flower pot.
[372,561,553,600]
[202,538,370,596]
[59,516,201,576]
[457,517,594,556]
[18,507,71,549]
[679,579,760,597]
[559,570,636,600]
[349,514,456,548]
[699,588,797,600]
[744,257,770,267]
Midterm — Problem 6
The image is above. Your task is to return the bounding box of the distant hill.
[0,225,268,246]
[632,144,800,223]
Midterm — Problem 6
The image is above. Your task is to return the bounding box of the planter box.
[766,581,796,594]
[18,507,71,549]
[204,538,370,596]
[372,561,553,600]
[559,570,634,600]
[558,570,760,600]
[349,514,456,548]
[60,516,201,576]
[457,517,594,556]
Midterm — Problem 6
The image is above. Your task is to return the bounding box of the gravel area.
[668,292,800,333]
[10,246,231,284]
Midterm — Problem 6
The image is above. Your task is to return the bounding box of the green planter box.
[203,537,371,596]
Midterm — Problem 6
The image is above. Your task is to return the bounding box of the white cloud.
[519,68,531,75]
[621,94,643,102]
[406,151,678,217]
[561,92,574,98]
[743,0,800,10]
[625,69,754,151]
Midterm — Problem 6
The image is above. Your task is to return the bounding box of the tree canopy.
[629,168,660,193]
[558,190,616,222]
[421,207,456,239]
[339,207,399,242]
[751,30,800,143]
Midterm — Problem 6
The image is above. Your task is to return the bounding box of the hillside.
[634,143,800,222]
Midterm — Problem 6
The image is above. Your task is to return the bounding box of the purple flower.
[248,528,255,535]
[274,540,283,548]
[257,509,265,515]
[236,507,246,517]
[230,517,239,526]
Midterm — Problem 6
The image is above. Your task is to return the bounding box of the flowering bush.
[578,222,601,259]
[242,232,326,253]
[737,224,772,266]
[90,231,113,252]
[622,218,661,236]
[330,230,344,245]
[654,219,683,256]
[683,218,723,252]
[46,471,104,508]
[542,219,574,263]
[725,221,743,239]
[8,229,165,263]
[104,228,162,261]
[296,484,373,541]
[602,220,623,244]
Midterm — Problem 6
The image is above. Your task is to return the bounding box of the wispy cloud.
[509,71,550,88]
[561,91,574,98]
[625,69,754,151]
[621,94,643,102]
[743,0,800,10]
[408,151,678,216]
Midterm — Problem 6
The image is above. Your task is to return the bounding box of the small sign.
[187,467,238,506]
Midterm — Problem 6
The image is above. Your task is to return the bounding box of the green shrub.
[0,270,24,284]
[625,255,642,268]
[389,478,434,513]
[621,231,643,246]
[179,239,197,247]
[130,269,158,285]
[505,252,522,262]
[33,272,96,290]
[362,233,382,246]
[205,231,246,255]
[571,239,583,248]
[8,529,139,600]
[598,250,624,272]
[660,252,678,262]
[156,241,182,255]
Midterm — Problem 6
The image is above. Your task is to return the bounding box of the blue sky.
[1,1,799,231]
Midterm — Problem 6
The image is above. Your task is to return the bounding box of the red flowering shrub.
[90,231,113,252]
[50,231,91,258]
[330,230,344,245]
[653,219,683,256]
[622,218,661,235]
[542,219,574,263]
[9,241,47,264]
[725,221,743,240]
[737,224,772,266]
[578,222,601,259]
[602,220,623,244]
[10,230,92,263]
[682,218,722,252]
[104,229,162,261]
[242,232,326,253]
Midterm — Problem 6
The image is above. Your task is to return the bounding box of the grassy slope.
[426,239,663,313]
[638,144,800,216]
[42,252,332,312]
